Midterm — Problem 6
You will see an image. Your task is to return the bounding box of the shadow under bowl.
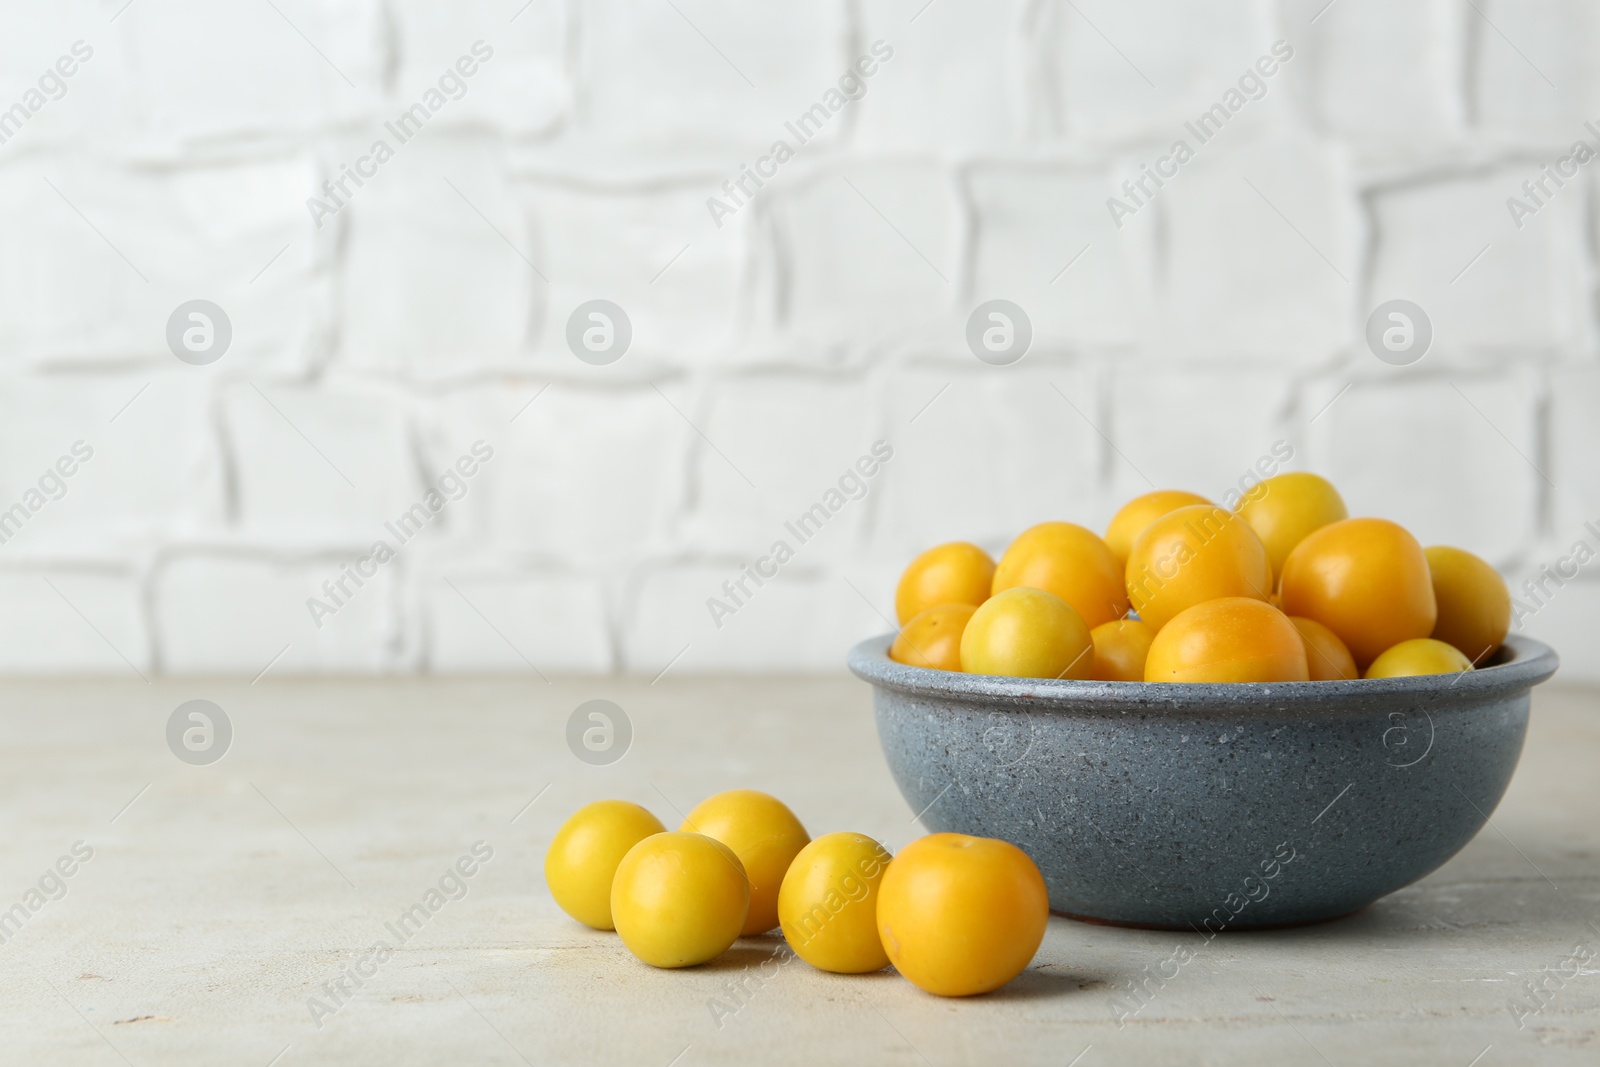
[848,634,1558,929]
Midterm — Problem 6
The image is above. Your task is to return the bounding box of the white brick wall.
[1,1,1595,676]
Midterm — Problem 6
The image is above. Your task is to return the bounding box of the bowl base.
[1052,906,1367,932]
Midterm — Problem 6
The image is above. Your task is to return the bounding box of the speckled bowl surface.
[849,634,1558,929]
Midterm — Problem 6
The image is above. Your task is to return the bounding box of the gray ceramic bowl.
[849,633,1558,929]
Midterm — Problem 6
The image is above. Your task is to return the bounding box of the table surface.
[0,674,1595,1067]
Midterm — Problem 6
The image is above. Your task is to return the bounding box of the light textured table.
[1,675,1595,1066]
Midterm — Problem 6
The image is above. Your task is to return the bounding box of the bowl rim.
[847,632,1559,710]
